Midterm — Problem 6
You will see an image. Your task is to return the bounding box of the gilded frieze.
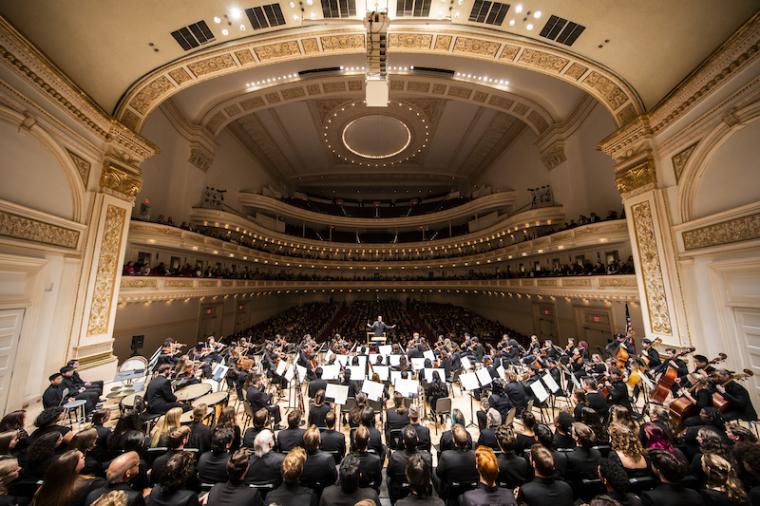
[120,110,140,131]
[240,96,266,110]
[87,205,127,336]
[168,68,192,85]
[682,212,760,251]
[206,111,226,132]
[187,54,237,77]
[320,34,364,51]
[254,41,300,61]
[616,104,637,125]
[512,103,529,115]
[631,201,673,335]
[389,33,432,49]
[537,279,558,287]
[447,86,472,99]
[0,210,80,249]
[234,49,256,65]
[518,48,569,73]
[499,44,519,61]
[100,163,142,199]
[66,148,91,187]
[452,37,500,57]
[224,104,242,116]
[265,92,282,103]
[527,111,549,133]
[564,63,588,80]
[282,87,307,100]
[129,76,175,115]
[615,159,656,194]
[583,71,628,110]
[301,38,320,54]
[165,279,193,288]
[122,278,158,288]
[672,142,698,183]
[433,35,452,51]
[407,81,431,93]
[598,277,637,288]
[473,91,487,103]
[347,80,363,91]
[323,82,347,93]
[561,278,591,287]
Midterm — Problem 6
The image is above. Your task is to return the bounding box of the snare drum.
[193,391,229,420]
[175,383,212,402]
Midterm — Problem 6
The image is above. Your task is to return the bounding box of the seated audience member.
[0,457,24,506]
[145,452,199,506]
[516,445,573,506]
[277,410,306,453]
[597,460,643,506]
[245,430,284,488]
[533,424,568,478]
[642,423,687,463]
[319,454,380,506]
[186,405,211,454]
[700,453,746,506]
[308,390,330,428]
[461,446,516,506]
[319,411,346,464]
[438,410,472,455]
[29,407,73,445]
[386,394,410,449]
[0,432,18,458]
[264,447,317,506]
[70,428,102,477]
[553,412,575,450]
[515,412,537,451]
[740,443,760,504]
[396,454,443,506]
[408,405,431,452]
[85,452,145,506]
[214,407,241,452]
[242,409,269,449]
[23,432,62,482]
[388,426,432,503]
[90,410,112,464]
[476,409,501,451]
[197,428,233,484]
[436,425,479,505]
[567,423,602,483]
[580,408,610,446]
[350,425,382,492]
[641,449,704,506]
[608,425,651,479]
[42,373,68,409]
[495,425,530,488]
[206,449,263,506]
[300,426,338,497]
[150,408,183,448]
[33,450,105,506]
[60,365,100,413]
[150,427,190,486]
[0,410,29,455]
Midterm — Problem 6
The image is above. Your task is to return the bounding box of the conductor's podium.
[367,332,386,345]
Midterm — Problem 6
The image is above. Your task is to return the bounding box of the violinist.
[606,368,632,412]
[640,338,661,370]
[589,354,608,378]
[713,369,757,422]
[654,348,689,377]
[582,377,609,420]
[564,338,577,356]
[527,335,541,355]
[174,362,200,389]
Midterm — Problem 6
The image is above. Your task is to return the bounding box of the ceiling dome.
[342,115,412,159]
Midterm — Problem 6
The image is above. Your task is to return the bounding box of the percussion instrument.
[180,406,212,425]
[193,391,229,420]
[120,392,138,410]
[120,356,148,372]
[175,383,212,402]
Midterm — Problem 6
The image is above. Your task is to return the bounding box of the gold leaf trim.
[0,210,80,249]
[683,212,760,251]
[87,205,127,336]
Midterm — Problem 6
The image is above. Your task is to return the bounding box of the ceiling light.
[310,11,316,17]
[229,7,243,20]
[221,28,229,36]
[454,11,460,17]
[533,9,542,18]
[508,18,515,26]
[514,3,523,13]
[293,14,300,20]
[526,23,534,30]
[239,23,246,31]
[289,1,295,6]
[213,16,222,23]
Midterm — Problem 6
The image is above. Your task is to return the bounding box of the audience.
[264,447,317,506]
[206,449,262,506]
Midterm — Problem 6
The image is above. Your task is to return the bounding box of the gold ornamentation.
[168,68,192,85]
[66,149,91,187]
[389,33,432,49]
[390,80,405,90]
[348,80,363,91]
[598,277,637,287]
[320,34,364,51]
[527,110,549,133]
[499,44,519,61]
[241,96,266,110]
[631,201,673,335]
[189,146,213,171]
[282,87,306,100]
[165,279,193,288]
[447,86,472,99]
[431,83,446,95]
[616,104,636,125]
[87,205,127,336]
[512,103,529,115]
[207,111,226,132]
[100,162,142,199]
[187,54,237,77]
[234,49,255,65]
[683,212,760,251]
[224,104,242,116]
[199,280,217,287]
[583,71,628,110]
[537,279,558,287]
[129,76,175,114]
[452,37,500,57]
[120,110,141,131]
[672,142,698,183]
[306,84,322,95]
[518,48,569,73]
[302,38,319,54]
[562,278,591,287]
[0,210,80,249]
[407,81,431,92]
[540,142,566,170]
[254,41,300,61]
[520,279,534,286]
[487,96,514,110]
[323,81,347,93]
[473,91,487,103]
[122,278,157,288]
[564,63,587,80]
[434,35,452,51]
[615,159,656,194]
[221,280,233,287]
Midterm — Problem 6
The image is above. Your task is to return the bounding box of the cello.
[650,347,695,404]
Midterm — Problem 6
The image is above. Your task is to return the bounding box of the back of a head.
[402,425,418,451]
[522,411,536,429]
[325,410,336,429]
[281,447,306,483]
[227,450,250,484]
[71,427,98,452]
[453,424,468,449]
[409,404,419,422]
[530,444,555,477]
[287,409,301,429]
[599,460,630,494]
[360,407,375,428]
[573,422,596,449]
[405,453,432,498]
[648,449,686,482]
[339,454,361,493]
[315,389,325,405]
[451,409,465,427]
[37,450,83,505]
[192,404,207,423]
[534,424,554,448]
[160,451,194,496]
[90,490,128,506]
[475,446,499,486]
[496,425,517,454]
[354,425,370,451]
[253,408,268,429]
[486,408,501,428]
[303,425,320,451]
[211,428,234,454]
[254,429,274,457]
[168,426,191,449]
[106,451,140,484]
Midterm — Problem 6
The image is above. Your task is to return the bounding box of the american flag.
[625,303,633,339]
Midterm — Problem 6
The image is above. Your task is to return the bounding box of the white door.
[734,307,760,408]
[0,309,24,413]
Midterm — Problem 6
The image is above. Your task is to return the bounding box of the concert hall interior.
[0,2,759,506]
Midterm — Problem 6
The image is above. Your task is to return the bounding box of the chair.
[388,428,402,449]
[579,478,606,501]
[591,444,611,458]
[628,476,657,494]
[444,480,478,506]
[433,397,452,434]
[145,447,168,466]
[200,483,215,492]
[241,401,254,429]
[248,482,277,501]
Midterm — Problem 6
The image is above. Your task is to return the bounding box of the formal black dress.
[318,485,380,506]
[207,481,263,506]
[461,483,516,505]
[517,477,574,506]
[264,481,317,506]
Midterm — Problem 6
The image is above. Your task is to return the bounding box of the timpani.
[120,392,138,410]
[175,383,212,403]
[193,391,229,421]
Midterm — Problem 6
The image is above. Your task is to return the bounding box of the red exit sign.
[592,315,602,322]
[543,309,550,316]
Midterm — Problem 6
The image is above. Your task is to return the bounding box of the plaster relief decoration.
[631,201,673,335]
[0,210,80,249]
[671,142,698,183]
[615,158,656,194]
[66,148,91,187]
[583,71,628,110]
[682,212,760,251]
[87,205,127,336]
[540,141,566,170]
[518,48,569,73]
[100,162,142,199]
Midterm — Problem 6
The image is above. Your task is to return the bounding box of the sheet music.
[497,366,507,380]
[362,380,385,402]
[296,365,307,383]
[325,384,349,405]
[373,365,389,381]
[320,364,340,380]
[460,356,472,371]
[389,355,401,366]
[423,350,435,362]
[356,355,367,370]
[379,345,393,356]
[325,350,334,363]
[212,364,228,382]
[530,380,550,403]
[275,361,287,377]
[640,372,654,390]
[348,365,365,380]
[570,372,582,390]
[476,367,492,387]
[423,368,446,383]
[411,358,426,370]
[284,365,295,382]
[335,354,349,367]
[542,372,560,393]
[459,372,480,391]
[395,378,419,398]
[390,371,403,386]
[369,353,380,365]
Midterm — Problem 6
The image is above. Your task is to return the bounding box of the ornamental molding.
[86,205,127,336]
[631,200,673,335]
[0,208,80,249]
[539,141,567,170]
[615,157,656,195]
[114,26,642,132]
[682,211,760,251]
[100,161,142,200]
[159,100,215,172]
[65,148,91,187]
[671,142,699,183]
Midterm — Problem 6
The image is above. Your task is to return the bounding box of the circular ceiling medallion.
[322,101,431,167]
[342,115,412,159]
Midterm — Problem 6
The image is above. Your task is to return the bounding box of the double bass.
[650,347,695,404]
[712,369,755,413]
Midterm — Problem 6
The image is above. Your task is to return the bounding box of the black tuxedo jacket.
[319,429,346,463]
[300,450,338,492]
[412,423,431,451]
[387,450,432,501]
[277,428,305,452]
[641,483,704,506]
[517,477,574,506]
[207,481,262,506]
[244,451,284,486]
[436,448,478,493]
[145,376,177,414]
[197,450,230,484]
[352,451,382,491]
[438,429,472,454]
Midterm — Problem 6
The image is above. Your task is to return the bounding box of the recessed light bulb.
[213,16,221,23]
[221,28,229,36]
[515,3,523,13]
[533,10,541,18]
[526,23,534,30]
[229,7,242,20]
[293,14,300,20]
[508,18,515,26]
[239,24,246,31]
[289,1,295,6]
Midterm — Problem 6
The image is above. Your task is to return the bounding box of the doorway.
[0,309,24,413]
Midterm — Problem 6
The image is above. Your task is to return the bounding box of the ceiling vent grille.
[321,0,356,18]
[468,0,509,25]
[395,0,432,17]
[539,14,585,46]
[245,4,286,29]
[170,20,215,51]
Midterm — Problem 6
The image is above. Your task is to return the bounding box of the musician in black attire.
[641,450,704,506]
[386,394,410,449]
[85,451,145,506]
[246,373,281,427]
[242,408,268,449]
[641,339,661,370]
[655,348,690,378]
[206,450,263,506]
[367,315,395,337]
[461,446,516,506]
[438,410,473,455]
[608,368,633,412]
[396,454,443,506]
[495,425,530,489]
[145,364,189,415]
[308,367,328,399]
[60,365,100,412]
[408,405,431,452]
[350,425,382,492]
[387,425,432,503]
[66,359,104,396]
[566,423,602,497]
[308,389,330,428]
[435,425,479,505]
[713,369,757,422]
[187,405,211,454]
[197,428,233,484]
[300,426,338,498]
[42,373,68,409]
[319,454,381,506]
[265,447,318,506]
[582,377,609,420]
[319,411,346,464]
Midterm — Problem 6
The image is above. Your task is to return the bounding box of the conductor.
[368,315,396,337]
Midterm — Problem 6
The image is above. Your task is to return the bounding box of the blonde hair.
[702,453,747,504]
[151,407,183,447]
[282,447,306,482]
[91,490,128,506]
[0,457,20,495]
[610,425,645,460]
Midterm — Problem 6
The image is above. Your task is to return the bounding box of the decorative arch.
[115,26,644,133]
[0,104,86,222]
[678,101,760,222]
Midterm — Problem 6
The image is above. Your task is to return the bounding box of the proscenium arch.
[198,73,556,138]
[115,25,644,134]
